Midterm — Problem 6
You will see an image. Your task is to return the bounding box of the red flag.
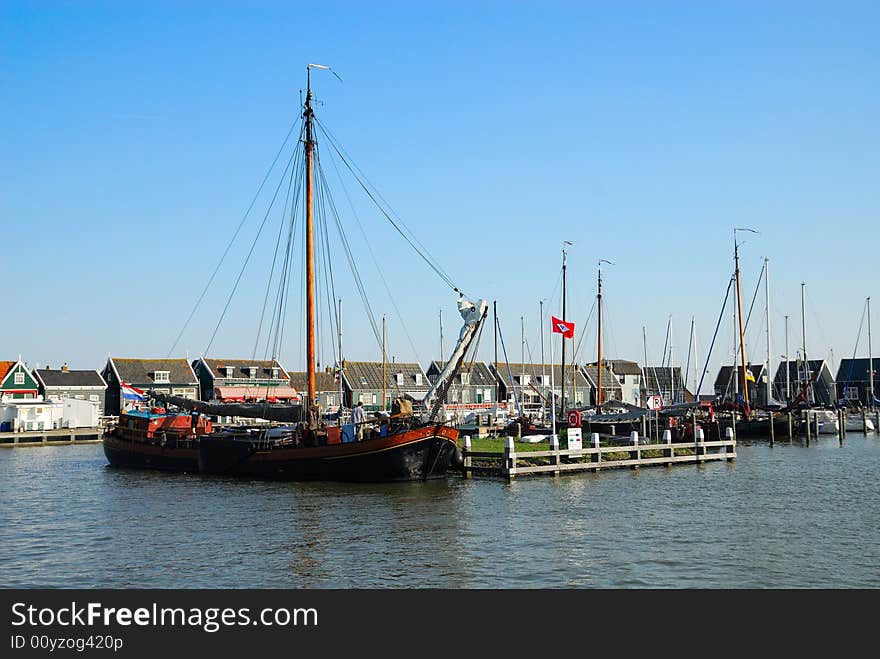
[551,316,575,339]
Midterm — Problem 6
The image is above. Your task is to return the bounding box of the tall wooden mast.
[597,262,603,406]
[734,231,750,416]
[304,67,317,408]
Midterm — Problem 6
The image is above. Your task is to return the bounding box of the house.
[835,358,880,405]
[646,365,695,405]
[32,364,108,415]
[490,362,591,416]
[0,359,39,401]
[580,363,624,405]
[605,359,644,406]
[101,357,200,415]
[192,358,296,403]
[289,370,341,413]
[425,361,498,421]
[713,363,771,406]
[773,359,836,406]
[341,361,431,412]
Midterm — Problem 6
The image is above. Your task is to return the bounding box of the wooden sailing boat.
[104,65,488,481]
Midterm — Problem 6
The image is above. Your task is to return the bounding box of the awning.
[214,385,301,402]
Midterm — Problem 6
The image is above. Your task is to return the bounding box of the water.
[1,437,878,588]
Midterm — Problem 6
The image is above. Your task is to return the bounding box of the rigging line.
[203,144,298,357]
[572,298,597,362]
[841,299,868,401]
[168,120,301,357]
[724,263,765,399]
[313,117,456,289]
[495,313,523,417]
[263,152,303,364]
[315,120,461,295]
[317,174,339,366]
[316,157,383,351]
[697,276,735,399]
[317,141,423,363]
[253,140,304,359]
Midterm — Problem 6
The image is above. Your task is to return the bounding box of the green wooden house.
[0,359,39,400]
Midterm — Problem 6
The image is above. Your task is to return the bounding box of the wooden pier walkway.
[461,430,736,480]
[0,428,104,447]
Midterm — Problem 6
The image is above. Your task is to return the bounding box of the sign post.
[567,409,582,452]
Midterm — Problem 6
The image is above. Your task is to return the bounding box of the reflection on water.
[1,435,878,588]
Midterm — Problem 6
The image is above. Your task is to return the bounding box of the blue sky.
[2,1,878,392]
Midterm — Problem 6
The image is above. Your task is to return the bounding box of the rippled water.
[1,436,878,588]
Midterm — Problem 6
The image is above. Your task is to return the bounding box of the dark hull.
[724,416,800,438]
[198,425,461,482]
[103,433,200,473]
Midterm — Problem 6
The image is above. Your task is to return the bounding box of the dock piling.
[504,436,516,481]
[462,435,472,479]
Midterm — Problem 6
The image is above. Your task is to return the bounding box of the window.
[154,371,170,383]
[461,390,470,404]
[460,372,469,385]
[414,373,423,386]
[225,367,234,378]
[372,393,377,405]
[89,395,99,402]
[845,387,860,401]
[271,367,279,379]
[484,388,493,402]
[360,377,367,386]
[248,367,257,379]
[326,395,335,406]
[14,371,24,385]
[396,373,404,386]
[75,394,84,400]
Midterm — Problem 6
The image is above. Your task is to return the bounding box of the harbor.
[2,436,878,588]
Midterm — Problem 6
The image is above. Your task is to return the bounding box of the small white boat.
[844,414,875,432]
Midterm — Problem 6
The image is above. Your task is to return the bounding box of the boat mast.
[382,314,387,412]
[869,297,874,409]
[668,317,674,404]
[304,66,317,409]
[540,299,546,421]
[521,315,525,416]
[560,243,569,415]
[338,298,344,414]
[801,282,809,404]
[784,314,790,402]
[493,300,499,411]
[597,262,603,406]
[765,257,772,405]
[734,230,751,416]
[439,308,444,364]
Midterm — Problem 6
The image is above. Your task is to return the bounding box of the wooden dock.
[0,428,104,447]
[461,431,736,480]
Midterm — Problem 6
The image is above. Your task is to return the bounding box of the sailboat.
[104,65,488,481]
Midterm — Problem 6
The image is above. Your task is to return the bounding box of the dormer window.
[248,367,257,379]
[154,371,170,383]
[414,373,423,386]
[225,366,234,378]
[459,372,469,385]
[271,367,279,379]
[360,376,368,386]
[396,373,404,386]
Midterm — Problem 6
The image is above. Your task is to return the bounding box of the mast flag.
[551,316,574,339]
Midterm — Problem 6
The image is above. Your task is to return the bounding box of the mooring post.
[549,431,560,476]
[863,409,868,434]
[609,424,615,438]
[730,412,736,441]
[805,411,811,443]
[842,409,847,438]
[769,413,775,446]
[462,435,472,479]
[696,425,706,460]
[630,431,640,467]
[813,412,820,437]
[787,412,793,439]
[663,428,673,465]
[641,414,647,439]
[591,432,600,470]
[837,410,844,442]
[504,436,516,481]
[725,426,735,460]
